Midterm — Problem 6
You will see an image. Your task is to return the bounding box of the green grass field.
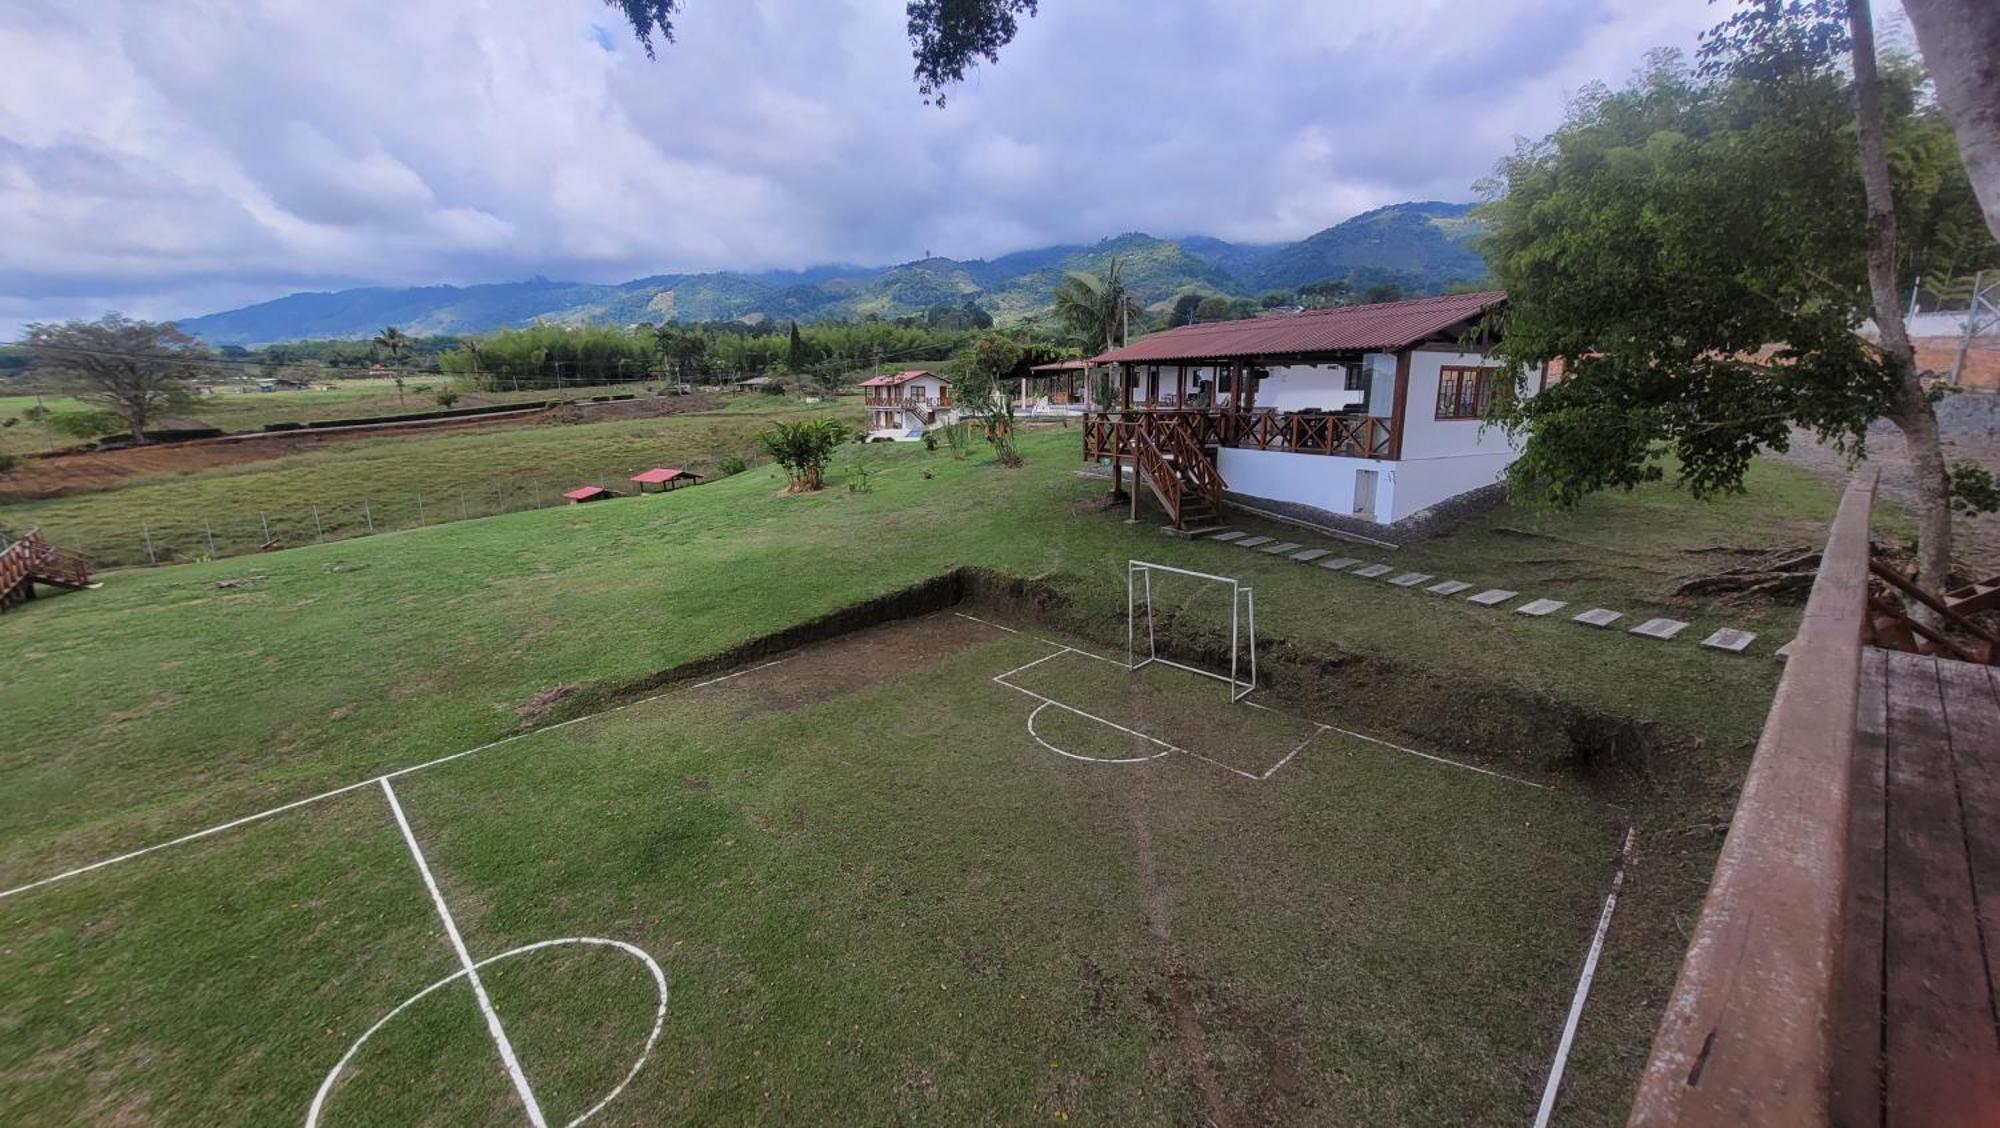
[0,428,1849,1123]
[2,399,865,564]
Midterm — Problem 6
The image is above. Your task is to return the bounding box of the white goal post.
[1126,560,1257,702]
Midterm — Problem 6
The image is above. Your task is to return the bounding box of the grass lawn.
[0,427,1851,1122]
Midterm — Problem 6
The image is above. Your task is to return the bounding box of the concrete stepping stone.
[1425,580,1472,596]
[1209,530,1247,542]
[1701,628,1757,653]
[1291,548,1331,563]
[1517,598,1567,617]
[1260,541,1303,555]
[1466,588,1518,606]
[1774,639,1795,663]
[1572,608,1623,629]
[1320,557,1363,571]
[1235,536,1273,549]
[1351,564,1393,578]
[1630,617,1689,641]
[1388,572,1433,587]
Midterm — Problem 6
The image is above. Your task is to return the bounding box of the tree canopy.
[603,0,1040,104]
[24,315,212,443]
[1482,42,1996,506]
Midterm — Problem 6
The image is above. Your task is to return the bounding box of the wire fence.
[16,462,755,571]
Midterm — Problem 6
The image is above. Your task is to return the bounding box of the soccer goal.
[1126,559,1257,702]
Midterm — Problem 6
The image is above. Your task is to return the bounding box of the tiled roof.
[1092,291,1506,364]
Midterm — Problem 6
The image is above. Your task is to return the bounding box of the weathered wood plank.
[1631,467,1877,1126]
[1882,652,2000,1127]
[1936,656,2000,1062]
[1834,647,1890,1128]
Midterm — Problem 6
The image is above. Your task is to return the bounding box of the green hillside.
[174,203,1492,344]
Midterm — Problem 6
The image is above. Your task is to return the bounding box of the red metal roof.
[563,486,610,501]
[1092,291,1506,364]
[1029,360,1091,372]
[858,369,936,387]
[629,467,691,484]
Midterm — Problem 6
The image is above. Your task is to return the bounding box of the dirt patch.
[515,682,581,728]
[713,613,989,715]
[1777,419,2000,574]
[679,774,711,790]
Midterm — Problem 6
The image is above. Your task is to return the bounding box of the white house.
[1085,291,1545,529]
[860,369,954,440]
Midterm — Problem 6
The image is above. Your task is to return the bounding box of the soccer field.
[0,611,1628,1125]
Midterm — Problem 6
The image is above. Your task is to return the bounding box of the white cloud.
[0,0,1766,335]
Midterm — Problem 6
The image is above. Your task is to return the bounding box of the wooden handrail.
[1630,467,1878,1125]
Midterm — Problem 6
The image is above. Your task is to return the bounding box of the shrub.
[758,381,788,396]
[757,417,848,492]
[435,389,461,407]
[0,453,16,473]
[717,454,750,477]
[45,409,120,440]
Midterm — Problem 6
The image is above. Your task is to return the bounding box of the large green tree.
[1482,5,1997,595]
[603,1,1038,104]
[24,315,212,444]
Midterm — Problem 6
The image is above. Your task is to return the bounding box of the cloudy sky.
[1,0,1785,335]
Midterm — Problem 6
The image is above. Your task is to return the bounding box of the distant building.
[859,370,952,440]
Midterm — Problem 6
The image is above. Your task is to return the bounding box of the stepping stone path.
[1774,639,1795,663]
[1702,628,1757,653]
[1179,527,1758,659]
[1630,617,1689,641]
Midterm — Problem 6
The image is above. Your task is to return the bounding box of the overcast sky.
[0,0,1836,335]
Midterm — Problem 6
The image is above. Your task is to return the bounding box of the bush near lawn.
[0,426,1851,1119]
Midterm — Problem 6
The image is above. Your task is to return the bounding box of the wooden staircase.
[1130,420,1228,532]
[1,530,93,613]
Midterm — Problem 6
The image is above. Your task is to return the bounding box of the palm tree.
[1052,258,1143,355]
[457,339,486,394]
[372,326,411,405]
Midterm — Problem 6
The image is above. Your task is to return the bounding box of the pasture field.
[0,429,1851,1121]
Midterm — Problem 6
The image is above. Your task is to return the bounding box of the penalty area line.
[381,778,548,1127]
[1533,825,1636,1128]
[0,658,791,903]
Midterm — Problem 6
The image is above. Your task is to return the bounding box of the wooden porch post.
[1387,350,1412,460]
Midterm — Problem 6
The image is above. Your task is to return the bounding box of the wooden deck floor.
[1838,647,2000,1128]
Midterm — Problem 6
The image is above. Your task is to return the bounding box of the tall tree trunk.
[1902,0,2000,242]
[1851,0,1954,603]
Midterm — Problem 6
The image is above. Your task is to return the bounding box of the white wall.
[1385,453,1513,517]
[1396,350,1525,461]
[1216,448,1396,522]
[1253,363,1363,412]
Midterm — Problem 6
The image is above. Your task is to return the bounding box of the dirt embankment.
[0,394,720,501]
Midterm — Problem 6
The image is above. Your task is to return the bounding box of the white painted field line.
[1327,726,1552,791]
[1024,701,1169,764]
[951,611,1020,634]
[0,658,790,902]
[1260,725,1330,781]
[1533,826,1636,1128]
[381,778,549,1128]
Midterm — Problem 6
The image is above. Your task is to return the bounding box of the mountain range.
[177,201,1488,346]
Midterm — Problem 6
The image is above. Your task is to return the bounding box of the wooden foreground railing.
[1629,467,1878,1125]
[1082,408,1392,461]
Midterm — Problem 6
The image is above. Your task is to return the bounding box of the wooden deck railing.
[1629,466,1879,1126]
[1082,408,1390,461]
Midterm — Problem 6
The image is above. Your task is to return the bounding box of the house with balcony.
[1083,291,1543,531]
[860,369,953,440]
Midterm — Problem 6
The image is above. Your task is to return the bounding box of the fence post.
[142,522,156,565]
[312,505,324,541]
[260,512,272,545]
[417,492,425,525]
[364,502,375,534]
[204,520,217,557]
[534,480,543,508]
[460,492,469,520]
